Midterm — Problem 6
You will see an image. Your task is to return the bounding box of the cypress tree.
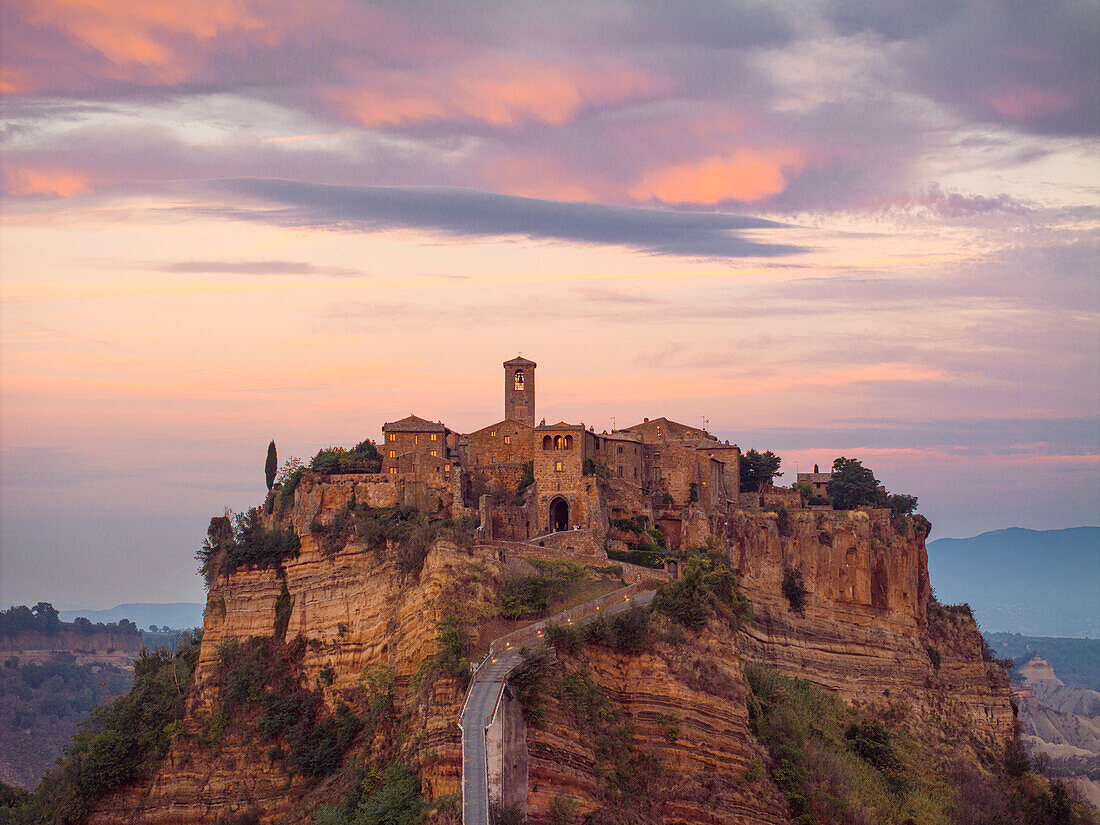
[265,440,278,490]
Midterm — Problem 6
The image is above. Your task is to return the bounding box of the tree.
[886,493,918,517]
[740,449,782,492]
[265,440,278,491]
[827,457,885,510]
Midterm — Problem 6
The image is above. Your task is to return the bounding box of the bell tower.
[504,355,536,427]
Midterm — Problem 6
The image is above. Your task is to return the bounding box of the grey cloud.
[208,179,805,259]
[160,260,362,277]
[827,0,1100,136]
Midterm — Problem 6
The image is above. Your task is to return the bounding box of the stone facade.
[369,358,819,549]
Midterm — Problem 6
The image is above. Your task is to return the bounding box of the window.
[491,456,496,463]
[491,430,497,437]
[389,467,397,475]
[388,450,396,458]
[634,467,638,479]
[504,435,510,445]
[617,445,623,454]
[555,435,564,450]
[414,435,419,445]
[617,466,623,478]
[387,433,395,442]
[514,369,524,390]
[554,460,563,472]
[430,450,438,457]
[431,433,438,441]
[444,464,451,472]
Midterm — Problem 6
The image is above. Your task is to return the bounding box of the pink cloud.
[629,148,807,204]
[2,164,96,197]
[330,56,664,129]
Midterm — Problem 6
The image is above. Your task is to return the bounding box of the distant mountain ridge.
[58,602,204,630]
[928,526,1100,637]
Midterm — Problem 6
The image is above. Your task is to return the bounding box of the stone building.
[381,415,450,474]
[796,466,832,501]
[377,356,755,541]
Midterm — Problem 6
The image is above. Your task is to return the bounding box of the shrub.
[546,623,584,655]
[508,648,552,724]
[606,548,666,569]
[927,645,942,669]
[654,544,751,630]
[499,560,585,620]
[434,618,471,689]
[781,566,807,616]
[273,580,293,640]
[515,461,535,504]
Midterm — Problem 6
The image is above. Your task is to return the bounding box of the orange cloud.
[629,148,806,204]
[15,0,329,86]
[4,165,95,197]
[332,57,663,129]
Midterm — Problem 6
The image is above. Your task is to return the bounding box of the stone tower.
[504,356,536,427]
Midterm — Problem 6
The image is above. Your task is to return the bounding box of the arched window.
[554,435,565,450]
[514,369,525,390]
[564,435,573,449]
[542,435,553,450]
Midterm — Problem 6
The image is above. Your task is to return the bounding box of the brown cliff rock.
[84,479,1014,824]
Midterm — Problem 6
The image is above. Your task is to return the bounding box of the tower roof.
[504,355,536,367]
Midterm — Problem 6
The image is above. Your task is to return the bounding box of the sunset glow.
[1,0,1096,608]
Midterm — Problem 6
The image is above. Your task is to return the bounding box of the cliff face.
[85,478,1014,824]
[87,476,502,824]
[723,509,1013,753]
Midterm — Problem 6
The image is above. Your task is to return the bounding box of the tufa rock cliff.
[81,474,1016,824]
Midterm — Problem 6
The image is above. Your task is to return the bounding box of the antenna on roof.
[611,416,616,430]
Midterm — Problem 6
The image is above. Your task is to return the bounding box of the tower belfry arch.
[503,355,536,427]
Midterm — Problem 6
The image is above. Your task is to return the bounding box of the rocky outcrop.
[725,508,1013,753]
[85,478,1015,824]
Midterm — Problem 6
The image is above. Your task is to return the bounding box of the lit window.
[431,433,438,441]
[414,435,419,445]
[430,450,438,457]
[514,369,524,390]
[504,435,510,445]
[555,460,563,472]
[387,433,395,442]
[444,464,451,472]
[389,450,396,458]
[491,430,497,437]
[389,467,397,475]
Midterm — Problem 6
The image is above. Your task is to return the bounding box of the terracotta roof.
[504,355,537,367]
[382,414,446,432]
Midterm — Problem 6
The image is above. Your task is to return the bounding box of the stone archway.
[549,497,569,532]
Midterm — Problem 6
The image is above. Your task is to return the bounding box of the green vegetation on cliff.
[0,632,202,825]
[745,663,1097,825]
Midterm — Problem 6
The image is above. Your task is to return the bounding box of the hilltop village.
[373,356,823,557]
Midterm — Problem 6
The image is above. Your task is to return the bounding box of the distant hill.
[928,527,1100,637]
[58,602,204,630]
[986,633,1100,692]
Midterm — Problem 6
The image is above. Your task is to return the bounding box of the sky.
[1,0,1097,609]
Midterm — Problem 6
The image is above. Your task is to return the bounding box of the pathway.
[459,587,657,825]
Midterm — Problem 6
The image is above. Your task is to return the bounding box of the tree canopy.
[740,449,783,492]
[827,457,885,510]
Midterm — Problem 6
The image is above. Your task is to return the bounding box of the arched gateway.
[549,497,569,532]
